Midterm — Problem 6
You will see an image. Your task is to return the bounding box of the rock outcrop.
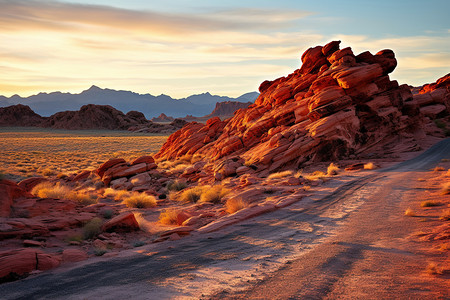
[156,41,434,174]
[151,113,174,123]
[205,101,253,118]
[40,104,149,130]
[0,104,44,126]
[411,73,450,119]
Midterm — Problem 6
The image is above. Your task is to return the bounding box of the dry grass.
[304,171,326,181]
[439,210,450,221]
[103,188,130,201]
[0,128,168,179]
[404,208,416,217]
[158,208,181,225]
[172,186,204,203]
[441,182,450,195]
[166,180,187,192]
[327,163,340,176]
[31,182,97,205]
[121,192,157,208]
[225,198,247,214]
[426,262,443,275]
[267,170,293,180]
[199,185,230,204]
[433,166,445,172]
[363,162,377,170]
[420,200,441,207]
[82,217,103,240]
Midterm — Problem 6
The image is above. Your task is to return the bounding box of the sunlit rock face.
[156,41,436,173]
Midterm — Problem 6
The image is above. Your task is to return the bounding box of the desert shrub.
[433,166,445,172]
[82,217,103,240]
[441,182,450,195]
[267,170,293,180]
[122,192,157,208]
[304,171,326,181]
[133,241,146,247]
[103,188,129,201]
[66,234,83,243]
[168,163,190,173]
[94,248,107,256]
[364,162,377,170]
[159,208,181,225]
[199,185,230,204]
[420,201,441,207]
[32,182,71,199]
[327,163,340,176]
[434,119,446,129]
[56,173,68,179]
[440,210,450,221]
[40,168,56,176]
[32,182,97,205]
[102,209,114,219]
[166,180,187,192]
[225,198,247,214]
[426,262,443,275]
[174,186,204,203]
[404,208,416,217]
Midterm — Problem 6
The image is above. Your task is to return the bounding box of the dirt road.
[1,139,449,299]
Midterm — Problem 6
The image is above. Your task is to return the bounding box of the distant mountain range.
[0,86,259,118]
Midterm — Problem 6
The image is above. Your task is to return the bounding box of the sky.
[0,0,449,98]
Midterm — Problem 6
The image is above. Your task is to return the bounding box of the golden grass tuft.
[433,166,445,172]
[304,171,326,181]
[267,170,293,180]
[166,180,187,192]
[103,188,129,201]
[199,185,230,204]
[426,262,443,275]
[122,192,157,208]
[327,163,340,176]
[420,200,441,207]
[441,182,450,195]
[363,162,377,170]
[225,198,247,214]
[439,210,450,221]
[158,208,181,225]
[404,208,416,217]
[172,186,204,203]
[32,182,97,205]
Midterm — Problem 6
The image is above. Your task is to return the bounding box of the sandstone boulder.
[101,212,140,232]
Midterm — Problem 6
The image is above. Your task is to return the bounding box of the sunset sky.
[0,0,449,98]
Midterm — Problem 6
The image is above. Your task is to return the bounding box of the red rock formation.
[101,212,140,232]
[0,179,32,217]
[0,104,44,126]
[156,41,426,173]
[205,101,253,118]
[151,113,174,123]
[40,104,150,130]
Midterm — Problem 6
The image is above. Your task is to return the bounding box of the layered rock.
[410,73,450,119]
[156,41,426,174]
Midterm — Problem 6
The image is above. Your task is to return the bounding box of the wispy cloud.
[0,0,448,97]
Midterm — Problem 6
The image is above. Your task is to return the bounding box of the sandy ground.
[1,139,449,299]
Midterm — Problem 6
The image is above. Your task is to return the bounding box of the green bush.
[82,217,103,240]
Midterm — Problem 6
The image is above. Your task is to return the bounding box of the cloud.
[0,0,310,37]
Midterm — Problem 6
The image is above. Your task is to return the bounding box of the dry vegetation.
[32,181,97,205]
[0,128,168,180]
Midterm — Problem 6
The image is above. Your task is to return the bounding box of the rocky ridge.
[156,41,449,179]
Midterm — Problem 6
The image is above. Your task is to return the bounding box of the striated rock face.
[156,41,424,173]
[41,104,150,130]
[0,104,44,126]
